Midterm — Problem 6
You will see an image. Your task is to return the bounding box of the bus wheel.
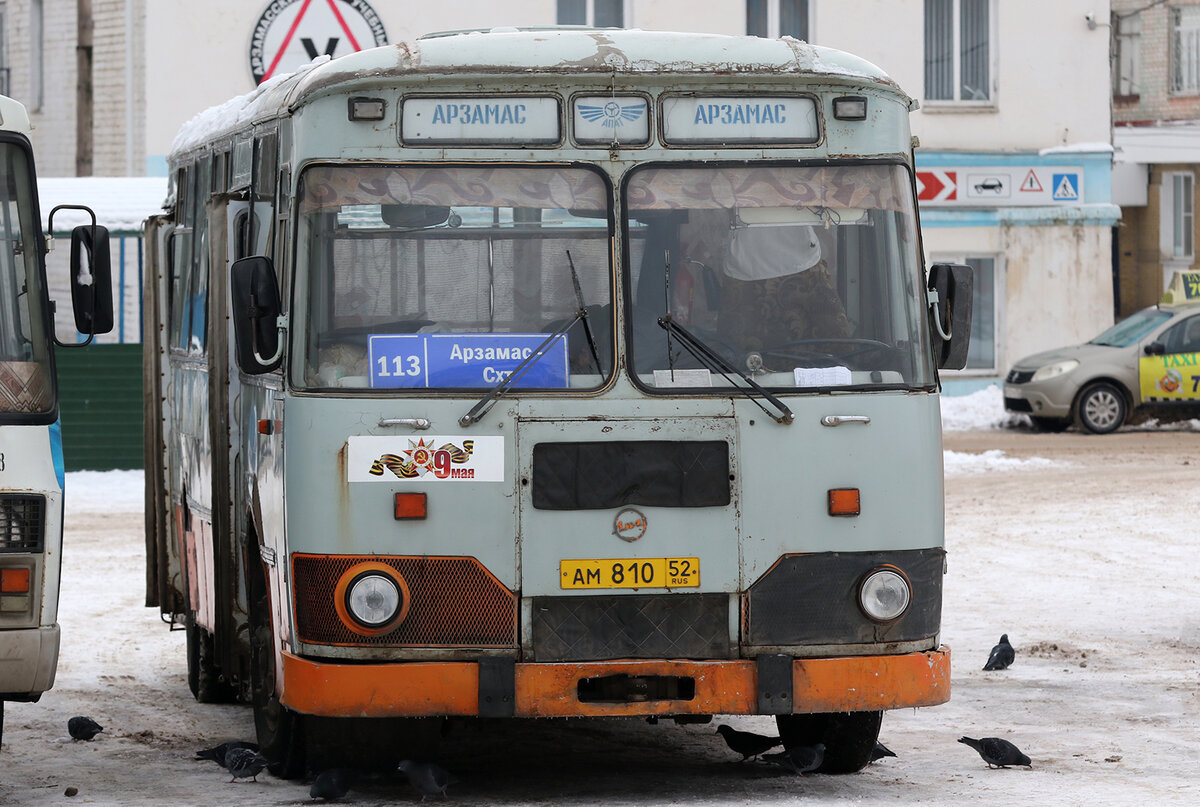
[775,710,882,773]
[250,593,306,778]
[185,616,235,703]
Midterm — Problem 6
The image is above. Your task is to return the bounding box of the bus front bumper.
[0,625,60,699]
[279,645,949,718]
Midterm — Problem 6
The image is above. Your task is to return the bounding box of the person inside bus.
[679,213,851,357]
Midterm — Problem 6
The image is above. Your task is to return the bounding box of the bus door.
[516,415,739,661]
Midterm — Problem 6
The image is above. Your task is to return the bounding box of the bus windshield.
[0,140,52,416]
[295,163,614,391]
[624,163,934,390]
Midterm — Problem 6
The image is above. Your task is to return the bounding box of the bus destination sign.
[662,96,818,144]
[368,333,569,388]
[401,97,560,144]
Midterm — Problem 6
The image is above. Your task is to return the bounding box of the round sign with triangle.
[249,0,388,86]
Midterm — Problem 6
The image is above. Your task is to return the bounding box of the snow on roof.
[38,177,169,233]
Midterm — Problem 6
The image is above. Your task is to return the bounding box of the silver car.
[1003,302,1200,433]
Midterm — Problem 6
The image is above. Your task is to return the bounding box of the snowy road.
[1,425,1198,805]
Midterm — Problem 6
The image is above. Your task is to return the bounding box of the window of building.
[0,5,9,97]
[1163,172,1195,260]
[934,254,1000,373]
[1173,5,1200,94]
[746,0,809,40]
[557,0,624,27]
[924,0,993,104]
[1112,12,1141,98]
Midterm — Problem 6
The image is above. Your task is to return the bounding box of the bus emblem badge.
[613,508,648,542]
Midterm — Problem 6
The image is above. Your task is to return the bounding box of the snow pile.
[939,384,1019,431]
[944,448,1061,477]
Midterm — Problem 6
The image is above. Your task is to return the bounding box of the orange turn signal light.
[828,488,861,517]
[394,492,428,520]
[0,568,31,593]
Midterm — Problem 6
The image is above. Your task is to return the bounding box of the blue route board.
[368,333,569,388]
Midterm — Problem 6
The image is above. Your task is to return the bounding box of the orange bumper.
[280,645,950,718]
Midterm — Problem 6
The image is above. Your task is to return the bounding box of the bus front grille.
[0,495,46,553]
[292,554,518,647]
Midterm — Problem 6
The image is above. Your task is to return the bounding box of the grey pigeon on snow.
[398,759,455,801]
[958,736,1032,768]
[310,767,355,800]
[715,724,783,760]
[225,746,271,782]
[870,741,897,762]
[67,716,103,741]
[763,742,825,775]
[983,634,1015,670]
[195,740,259,767]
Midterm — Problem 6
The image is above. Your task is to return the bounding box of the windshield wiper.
[460,251,599,427]
[656,315,794,425]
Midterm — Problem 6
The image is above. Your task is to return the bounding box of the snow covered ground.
[1,387,1198,805]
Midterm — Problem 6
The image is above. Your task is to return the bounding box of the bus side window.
[168,166,193,352]
[188,154,213,354]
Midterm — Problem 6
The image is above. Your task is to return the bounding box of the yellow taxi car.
[1003,273,1200,434]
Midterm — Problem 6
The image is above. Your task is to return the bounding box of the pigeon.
[67,716,103,741]
[225,746,272,782]
[398,759,456,801]
[983,634,1015,670]
[870,741,897,762]
[763,743,825,775]
[958,736,1032,768]
[715,724,783,760]
[195,741,259,767]
[310,768,355,800]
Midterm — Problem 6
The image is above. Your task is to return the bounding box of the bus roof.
[171,29,906,157]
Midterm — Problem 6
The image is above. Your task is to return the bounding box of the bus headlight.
[334,562,410,635]
[858,567,911,623]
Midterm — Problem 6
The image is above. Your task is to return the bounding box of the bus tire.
[185,616,236,704]
[250,593,306,779]
[775,710,883,774]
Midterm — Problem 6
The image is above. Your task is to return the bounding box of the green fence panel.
[54,344,144,471]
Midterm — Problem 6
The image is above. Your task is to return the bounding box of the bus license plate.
[560,558,700,590]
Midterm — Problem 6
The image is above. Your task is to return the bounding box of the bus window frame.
[619,157,934,396]
[0,130,58,426]
[286,159,619,395]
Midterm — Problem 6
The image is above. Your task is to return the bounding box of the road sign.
[916,166,1084,207]
[916,170,957,202]
[249,0,388,86]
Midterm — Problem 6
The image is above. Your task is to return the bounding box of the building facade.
[0,0,1116,385]
[1112,0,1200,318]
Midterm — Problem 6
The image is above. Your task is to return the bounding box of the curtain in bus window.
[299,165,609,212]
[625,165,909,212]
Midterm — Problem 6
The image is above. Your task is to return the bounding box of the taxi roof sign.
[1161,270,1200,304]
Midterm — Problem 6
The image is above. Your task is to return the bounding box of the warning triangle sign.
[1020,170,1043,193]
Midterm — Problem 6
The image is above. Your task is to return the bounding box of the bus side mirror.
[231,256,284,374]
[927,262,974,370]
[69,224,114,335]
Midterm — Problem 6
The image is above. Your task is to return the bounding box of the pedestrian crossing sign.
[1052,173,1079,201]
